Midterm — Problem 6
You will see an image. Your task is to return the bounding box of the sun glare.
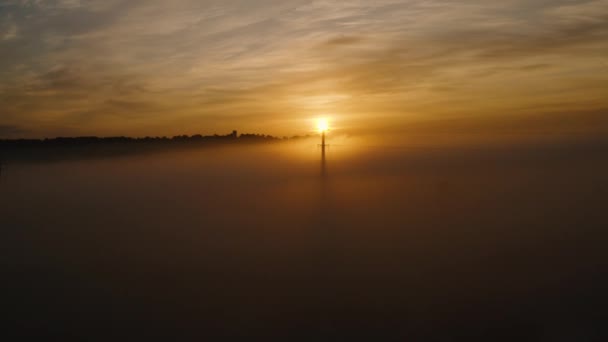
[317,118,329,133]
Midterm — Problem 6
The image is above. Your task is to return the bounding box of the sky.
[0,0,607,141]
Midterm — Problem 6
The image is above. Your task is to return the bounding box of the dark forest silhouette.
[0,131,314,163]
[0,130,316,147]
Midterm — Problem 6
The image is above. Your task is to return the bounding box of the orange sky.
[1,0,607,143]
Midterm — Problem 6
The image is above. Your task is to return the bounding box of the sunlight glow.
[317,118,329,133]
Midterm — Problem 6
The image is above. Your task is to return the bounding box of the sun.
[317,118,329,133]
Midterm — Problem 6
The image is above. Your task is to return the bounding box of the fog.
[2,140,607,340]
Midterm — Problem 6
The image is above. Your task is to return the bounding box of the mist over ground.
[2,139,607,340]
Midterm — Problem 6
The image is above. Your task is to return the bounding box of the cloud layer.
[1,0,607,140]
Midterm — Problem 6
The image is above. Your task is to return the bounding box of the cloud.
[0,124,25,137]
[547,0,608,25]
[1,23,17,40]
[0,0,607,138]
[324,35,365,47]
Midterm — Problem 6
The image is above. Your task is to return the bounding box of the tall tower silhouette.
[317,118,329,178]
[320,130,327,177]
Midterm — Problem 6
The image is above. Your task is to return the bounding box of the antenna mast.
[320,131,327,177]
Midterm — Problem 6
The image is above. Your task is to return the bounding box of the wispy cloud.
[0,124,25,137]
[0,0,607,139]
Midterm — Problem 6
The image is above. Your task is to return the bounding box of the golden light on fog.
[317,118,329,133]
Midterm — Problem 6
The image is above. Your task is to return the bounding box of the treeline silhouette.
[0,131,312,163]
[0,131,314,147]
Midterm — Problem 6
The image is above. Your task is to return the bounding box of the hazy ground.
[2,139,607,340]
